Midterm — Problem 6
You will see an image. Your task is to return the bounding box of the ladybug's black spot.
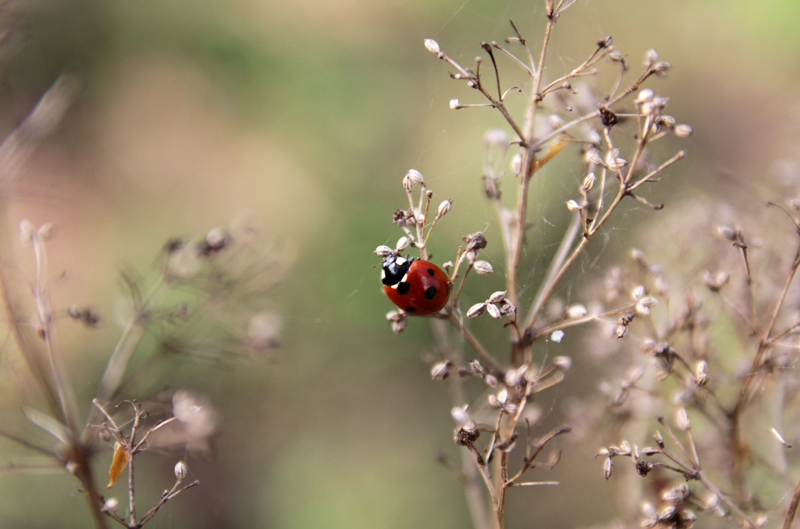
[427,268,435,276]
[424,286,437,300]
[405,307,417,313]
[397,282,411,295]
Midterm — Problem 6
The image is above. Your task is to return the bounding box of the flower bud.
[674,124,693,138]
[403,169,424,190]
[636,88,654,105]
[437,199,452,218]
[566,304,587,319]
[488,291,506,304]
[424,38,440,54]
[466,303,486,318]
[174,461,188,482]
[375,245,394,257]
[676,408,691,431]
[431,361,450,381]
[553,356,572,370]
[603,457,613,480]
[582,172,596,190]
[473,261,493,274]
[449,98,460,110]
[510,153,522,174]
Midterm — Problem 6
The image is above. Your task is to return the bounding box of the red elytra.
[381,255,450,316]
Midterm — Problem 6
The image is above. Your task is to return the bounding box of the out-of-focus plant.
[0,78,287,528]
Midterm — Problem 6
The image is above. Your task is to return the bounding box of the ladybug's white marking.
[401,274,408,283]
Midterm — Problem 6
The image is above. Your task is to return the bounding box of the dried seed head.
[395,237,410,252]
[551,330,564,342]
[566,200,581,212]
[19,219,34,245]
[644,48,659,68]
[566,304,587,319]
[585,148,603,166]
[484,291,504,304]
[510,152,522,174]
[104,498,119,512]
[644,277,664,299]
[695,361,709,386]
[174,461,188,482]
[653,61,672,75]
[499,302,516,322]
[485,374,498,387]
[466,303,487,318]
[682,510,698,528]
[676,408,691,431]
[636,296,658,316]
[431,361,450,381]
[636,88,654,105]
[392,318,407,334]
[474,260,494,275]
[716,225,738,241]
[632,285,646,301]
[553,356,572,370]
[603,457,613,480]
[642,503,658,528]
[403,169,424,190]
[582,172,596,190]
[597,35,613,48]
[674,124,693,138]
[505,364,529,388]
[654,430,664,448]
[488,394,504,408]
[99,428,112,444]
[663,483,689,504]
[450,98,460,110]
[437,199,453,218]
[608,49,624,63]
[37,222,55,241]
[486,303,501,319]
[386,310,404,322]
[464,232,488,255]
[658,115,676,129]
[549,114,565,129]
[658,506,676,522]
[469,360,485,377]
[204,227,227,253]
[615,325,628,339]
[424,38,440,54]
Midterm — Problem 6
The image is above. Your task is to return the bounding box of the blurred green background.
[0,0,798,527]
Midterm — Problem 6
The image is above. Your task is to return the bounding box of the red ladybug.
[381,254,450,316]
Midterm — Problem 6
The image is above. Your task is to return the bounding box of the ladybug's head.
[381,254,415,286]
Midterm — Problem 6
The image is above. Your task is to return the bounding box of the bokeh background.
[0,0,799,527]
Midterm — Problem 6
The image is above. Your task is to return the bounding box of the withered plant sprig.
[381,3,690,528]
[0,82,285,529]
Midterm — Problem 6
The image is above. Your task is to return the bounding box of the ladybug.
[381,254,450,316]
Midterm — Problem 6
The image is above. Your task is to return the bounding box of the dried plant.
[377,2,692,528]
[567,196,800,529]
[0,79,286,528]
